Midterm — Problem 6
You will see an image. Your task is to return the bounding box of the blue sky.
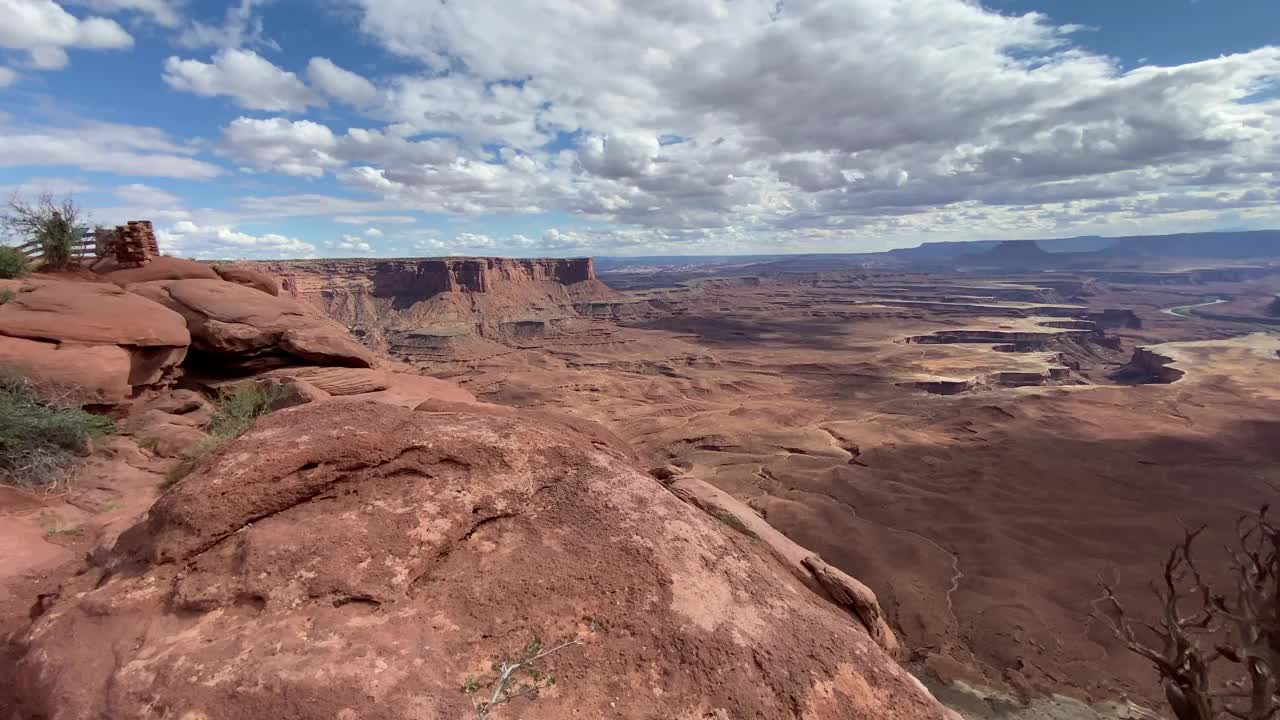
[1,0,1278,259]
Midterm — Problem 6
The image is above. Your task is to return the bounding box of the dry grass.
[163,381,291,488]
[0,370,113,490]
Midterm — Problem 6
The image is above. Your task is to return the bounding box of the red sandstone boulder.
[213,263,280,296]
[129,278,373,369]
[123,408,209,458]
[0,337,132,402]
[0,280,188,347]
[15,401,955,720]
[99,255,221,285]
[0,280,190,402]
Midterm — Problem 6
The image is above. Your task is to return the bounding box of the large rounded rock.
[15,401,954,720]
[130,278,373,369]
[100,256,221,285]
[212,263,280,296]
[0,280,190,402]
[0,337,132,402]
[0,280,188,347]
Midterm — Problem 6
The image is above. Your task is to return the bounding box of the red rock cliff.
[249,257,620,356]
[257,257,599,301]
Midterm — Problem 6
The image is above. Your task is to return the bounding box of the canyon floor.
[266,257,1280,715]
[4,252,1279,719]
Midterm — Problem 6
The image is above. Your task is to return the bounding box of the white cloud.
[234,193,409,221]
[326,233,375,254]
[363,227,382,237]
[220,116,340,177]
[0,67,17,87]
[0,0,132,69]
[306,57,378,107]
[0,175,91,197]
[160,220,316,260]
[114,183,181,207]
[71,0,181,27]
[18,0,1268,258]
[29,46,69,69]
[452,232,496,248]
[163,49,319,112]
[0,120,223,179]
[176,0,273,50]
[333,214,415,224]
[320,0,1280,249]
[578,133,660,179]
[220,116,458,178]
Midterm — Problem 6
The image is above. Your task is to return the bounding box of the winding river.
[1161,297,1227,318]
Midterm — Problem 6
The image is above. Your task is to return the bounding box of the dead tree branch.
[1094,507,1279,720]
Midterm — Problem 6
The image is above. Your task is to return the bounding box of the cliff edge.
[252,257,622,359]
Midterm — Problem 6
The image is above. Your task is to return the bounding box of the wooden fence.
[11,231,97,267]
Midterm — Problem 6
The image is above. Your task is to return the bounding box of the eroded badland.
[2,235,1279,719]
[261,241,1280,714]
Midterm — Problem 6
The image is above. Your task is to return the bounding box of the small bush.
[0,247,30,279]
[0,371,113,489]
[462,634,585,719]
[36,212,78,270]
[0,288,14,305]
[3,193,85,271]
[164,381,290,488]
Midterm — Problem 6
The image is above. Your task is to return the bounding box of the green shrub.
[36,211,78,270]
[3,193,85,272]
[0,288,14,305]
[0,371,113,489]
[0,247,30,279]
[164,381,290,488]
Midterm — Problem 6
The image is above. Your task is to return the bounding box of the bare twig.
[463,634,586,719]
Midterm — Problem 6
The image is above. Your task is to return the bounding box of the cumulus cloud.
[220,116,341,177]
[163,49,319,112]
[0,0,132,69]
[0,120,223,178]
[363,227,383,237]
[304,0,1280,250]
[221,116,459,178]
[451,232,496,248]
[306,57,378,106]
[326,234,376,254]
[161,220,316,260]
[578,133,660,179]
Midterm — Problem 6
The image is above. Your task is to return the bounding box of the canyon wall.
[250,257,621,361]
[258,257,600,301]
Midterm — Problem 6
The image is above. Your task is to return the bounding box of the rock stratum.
[254,257,621,360]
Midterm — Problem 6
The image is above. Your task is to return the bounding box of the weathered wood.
[13,238,97,264]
